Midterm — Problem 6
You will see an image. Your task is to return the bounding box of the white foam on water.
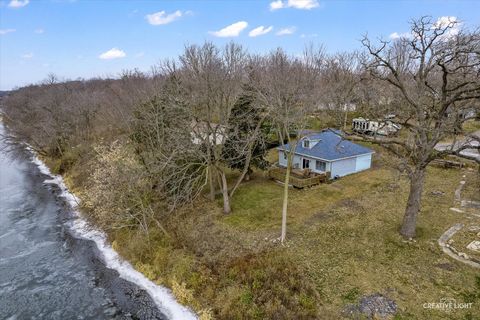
[28,148,197,320]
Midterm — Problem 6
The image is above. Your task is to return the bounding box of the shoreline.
[28,147,197,320]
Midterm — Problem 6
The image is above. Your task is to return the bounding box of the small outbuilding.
[352,117,400,136]
[277,129,374,179]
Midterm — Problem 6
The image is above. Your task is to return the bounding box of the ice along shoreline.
[28,147,197,320]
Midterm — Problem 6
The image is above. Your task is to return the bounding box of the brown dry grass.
[215,150,480,319]
[65,145,480,319]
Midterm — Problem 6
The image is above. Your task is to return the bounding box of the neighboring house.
[314,102,357,112]
[352,117,400,136]
[277,129,374,179]
[190,120,227,145]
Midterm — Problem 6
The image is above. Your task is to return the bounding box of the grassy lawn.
[216,152,480,318]
[109,147,480,319]
[451,225,480,263]
[463,170,480,202]
[463,120,480,134]
[440,120,480,143]
[448,173,480,264]
[221,167,387,231]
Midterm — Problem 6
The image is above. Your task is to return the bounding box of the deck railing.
[267,167,329,188]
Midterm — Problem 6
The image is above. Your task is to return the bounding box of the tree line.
[1,16,479,241]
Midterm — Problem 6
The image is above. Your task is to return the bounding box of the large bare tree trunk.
[400,167,426,238]
[244,169,251,181]
[280,157,292,243]
[280,145,296,244]
[220,171,231,214]
[207,144,216,200]
[208,165,215,201]
[229,142,255,198]
[343,108,348,131]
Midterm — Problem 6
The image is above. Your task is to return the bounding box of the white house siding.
[278,151,372,179]
[278,151,331,172]
[355,154,372,172]
[278,151,303,169]
[293,155,302,168]
[311,159,330,174]
[330,157,357,178]
[278,151,288,167]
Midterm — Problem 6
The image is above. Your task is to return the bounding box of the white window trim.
[315,160,326,171]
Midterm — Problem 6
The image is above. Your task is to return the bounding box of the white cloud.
[300,33,318,38]
[389,17,460,42]
[135,52,145,58]
[270,0,285,10]
[0,29,16,35]
[434,16,457,29]
[99,48,126,60]
[34,28,44,34]
[8,0,29,8]
[389,32,411,40]
[389,32,400,40]
[270,0,319,10]
[146,10,183,25]
[249,25,273,37]
[434,16,460,39]
[21,52,34,59]
[288,0,319,9]
[210,21,248,37]
[276,27,296,36]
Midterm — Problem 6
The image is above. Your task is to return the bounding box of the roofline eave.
[277,147,375,162]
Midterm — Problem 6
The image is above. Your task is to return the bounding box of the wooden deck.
[267,167,329,188]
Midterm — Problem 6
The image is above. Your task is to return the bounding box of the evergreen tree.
[222,86,269,180]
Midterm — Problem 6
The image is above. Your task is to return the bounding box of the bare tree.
[251,48,323,243]
[319,51,361,129]
[360,16,480,238]
[146,43,268,214]
[2,71,160,159]
[83,141,159,234]
[132,81,208,212]
[172,42,246,208]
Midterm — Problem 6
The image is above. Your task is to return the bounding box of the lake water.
[0,124,171,320]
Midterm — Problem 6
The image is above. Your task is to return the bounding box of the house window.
[283,152,287,160]
[316,160,326,172]
[303,139,310,148]
[302,158,310,169]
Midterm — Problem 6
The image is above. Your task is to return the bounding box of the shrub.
[83,141,157,233]
[214,250,320,319]
[171,278,195,306]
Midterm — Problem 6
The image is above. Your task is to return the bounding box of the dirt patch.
[434,262,456,271]
[306,211,333,224]
[343,293,397,319]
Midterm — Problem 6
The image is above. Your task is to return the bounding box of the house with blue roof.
[277,129,374,179]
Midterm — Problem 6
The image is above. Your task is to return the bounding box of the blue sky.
[1,0,479,90]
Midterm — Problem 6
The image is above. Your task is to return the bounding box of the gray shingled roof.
[278,129,374,161]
